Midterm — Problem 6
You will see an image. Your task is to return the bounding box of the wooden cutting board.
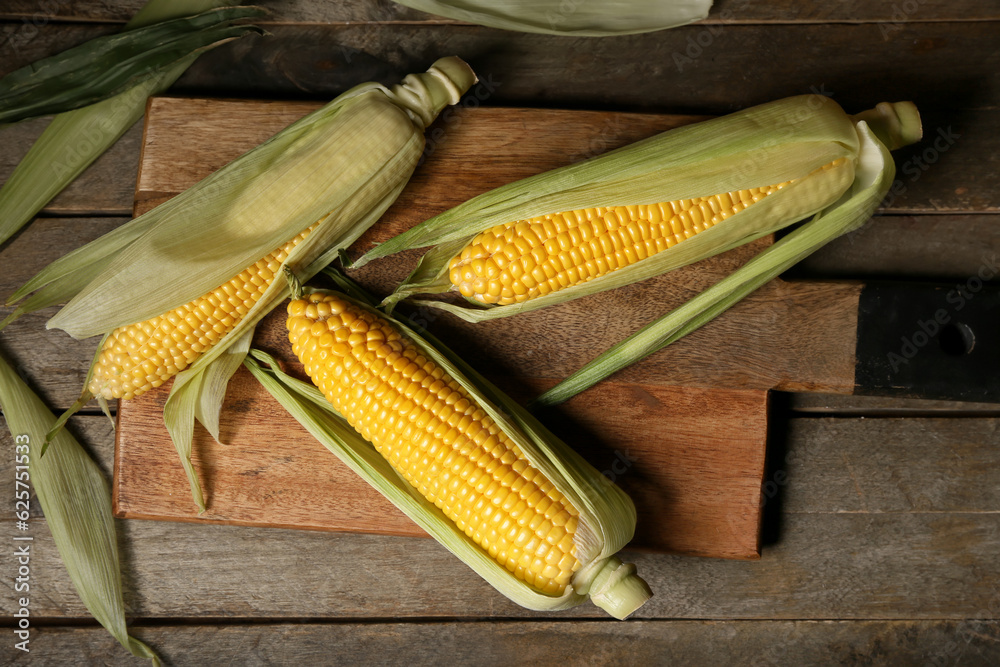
[113,97,868,561]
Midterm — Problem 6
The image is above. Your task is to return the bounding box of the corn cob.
[448,184,784,305]
[287,291,583,594]
[89,223,318,400]
[447,159,855,305]
[359,97,924,326]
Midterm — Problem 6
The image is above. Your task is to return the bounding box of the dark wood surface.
[1,2,998,664]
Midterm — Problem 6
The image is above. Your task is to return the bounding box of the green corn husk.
[532,117,904,407]
[5,57,476,510]
[392,0,712,35]
[246,281,650,619]
[356,96,921,322]
[0,354,160,664]
[0,0,257,249]
[0,6,265,125]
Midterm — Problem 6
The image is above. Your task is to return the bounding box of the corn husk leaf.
[0,354,160,664]
[0,0,256,250]
[532,120,900,408]
[0,6,265,125]
[357,95,866,321]
[392,0,712,35]
[246,280,649,617]
[42,88,431,338]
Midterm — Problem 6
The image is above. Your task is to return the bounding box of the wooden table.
[1,2,999,663]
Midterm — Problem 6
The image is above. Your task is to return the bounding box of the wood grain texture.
[793,214,1000,282]
[6,416,1000,620]
[2,621,997,666]
[0,217,122,407]
[2,0,996,24]
[1,7,998,664]
[171,23,1000,116]
[780,419,1000,513]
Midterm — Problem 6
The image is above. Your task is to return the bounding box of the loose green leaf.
[532,120,899,408]
[0,7,265,125]
[0,0,257,249]
[392,0,712,35]
[0,61,192,255]
[0,355,160,664]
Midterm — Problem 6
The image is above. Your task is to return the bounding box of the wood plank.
[6,415,999,620]
[788,392,1000,415]
[168,23,1000,121]
[2,0,996,24]
[9,511,999,620]
[793,214,1000,282]
[776,418,1000,513]
[0,120,143,218]
[2,23,998,118]
[3,621,998,665]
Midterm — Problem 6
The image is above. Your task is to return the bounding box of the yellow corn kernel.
[88,223,317,401]
[287,292,582,595]
[447,162,844,305]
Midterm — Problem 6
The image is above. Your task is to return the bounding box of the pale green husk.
[392,0,712,35]
[0,355,160,665]
[532,119,903,407]
[0,0,257,249]
[246,285,650,617]
[5,57,476,510]
[358,95,868,320]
